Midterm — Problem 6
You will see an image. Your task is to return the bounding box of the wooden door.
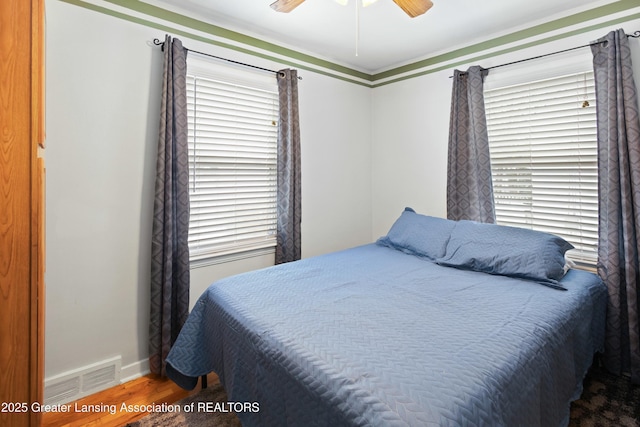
[0,0,45,425]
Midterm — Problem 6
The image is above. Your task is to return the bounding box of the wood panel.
[31,2,46,425]
[0,0,45,425]
[31,155,45,427]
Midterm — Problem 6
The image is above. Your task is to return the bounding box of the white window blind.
[484,71,598,264]
[186,73,279,262]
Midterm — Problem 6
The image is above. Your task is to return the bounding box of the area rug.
[128,366,639,426]
[125,383,241,427]
[569,365,640,427]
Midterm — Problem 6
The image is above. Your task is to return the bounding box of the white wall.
[371,72,451,237]
[371,16,640,238]
[45,0,372,382]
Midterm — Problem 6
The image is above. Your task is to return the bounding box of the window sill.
[566,253,598,275]
[190,246,276,269]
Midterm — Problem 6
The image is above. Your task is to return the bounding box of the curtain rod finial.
[153,38,165,51]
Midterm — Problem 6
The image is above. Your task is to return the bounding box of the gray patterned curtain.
[149,35,190,377]
[447,66,496,223]
[275,69,302,264]
[592,29,640,384]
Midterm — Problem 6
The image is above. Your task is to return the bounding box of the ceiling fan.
[270,0,434,18]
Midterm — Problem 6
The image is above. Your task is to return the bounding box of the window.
[484,71,598,264]
[186,61,279,262]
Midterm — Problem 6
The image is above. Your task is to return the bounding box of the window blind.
[484,71,598,263]
[187,74,279,261]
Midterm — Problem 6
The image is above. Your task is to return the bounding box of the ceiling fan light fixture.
[274,0,432,18]
[334,0,379,6]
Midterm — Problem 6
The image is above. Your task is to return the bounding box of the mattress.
[166,243,607,426]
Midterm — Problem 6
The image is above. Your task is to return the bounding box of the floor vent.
[43,376,80,405]
[45,356,121,405]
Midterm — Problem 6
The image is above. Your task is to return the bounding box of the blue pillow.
[437,220,573,288]
[376,208,456,260]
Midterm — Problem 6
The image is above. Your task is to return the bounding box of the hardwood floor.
[41,373,218,427]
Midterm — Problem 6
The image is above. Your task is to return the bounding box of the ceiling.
[149,0,619,73]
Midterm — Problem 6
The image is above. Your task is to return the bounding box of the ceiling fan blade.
[393,0,433,17]
[270,0,306,13]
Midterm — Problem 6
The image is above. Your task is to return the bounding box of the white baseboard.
[120,358,150,384]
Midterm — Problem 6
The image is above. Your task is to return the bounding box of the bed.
[166,208,607,427]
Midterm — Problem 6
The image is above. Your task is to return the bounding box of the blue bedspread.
[166,244,607,426]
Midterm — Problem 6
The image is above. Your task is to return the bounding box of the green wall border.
[57,0,375,87]
[372,0,640,82]
[373,11,640,88]
[57,0,640,88]
[103,0,372,81]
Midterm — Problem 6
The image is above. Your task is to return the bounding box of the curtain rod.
[152,38,302,80]
[450,30,640,78]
